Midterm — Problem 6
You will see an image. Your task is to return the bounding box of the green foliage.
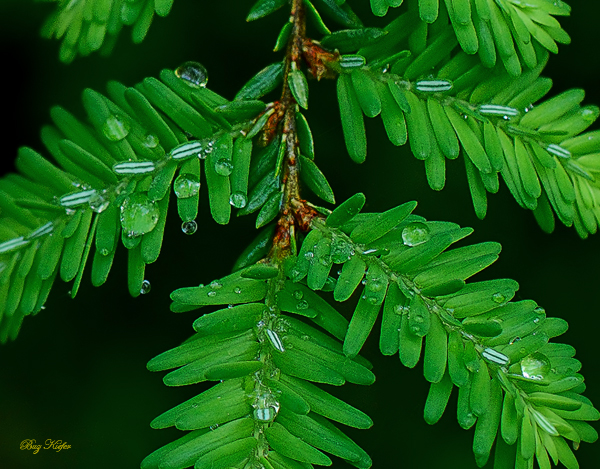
[39,0,174,63]
[327,8,600,237]
[0,65,275,340]
[2,0,599,468]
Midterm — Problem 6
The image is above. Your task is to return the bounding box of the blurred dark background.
[0,1,599,468]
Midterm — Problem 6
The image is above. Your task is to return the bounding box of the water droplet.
[174,173,201,199]
[229,191,247,209]
[210,280,223,290]
[175,61,209,88]
[234,287,242,294]
[191,403,198,408]
[140,279,151,295]
[521,352,551,380]
[366,296,378,305]
[402,222,431,247]
[181,220,198,235]
[533,317,540,324]
[296,300,309,310]
[102,114,130,141]
[215,158,233,176]
[367,278,384,292]
[492,292,506,304]
[143,133,159,149]
[209,424,219,431]
[89,192,109,213]
[534,306,545,315]
[254,407,275,422]
[120,193,160,238]
[207,291,217,297]
[509,336,521,345]
[330,237,353,263]
[293,290,304,300]
[304,251,314,259]
[100,248,109,256]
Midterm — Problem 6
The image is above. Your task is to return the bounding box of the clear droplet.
[140,279,151,295]
[143,133,159,149]
[253,407,275,422]
[175,61,209,88]
[209,424,219,431]
[209,280,223,290]
[215,158,233,176]
[492,292,506,304]
[367,278,384,292]
[102,114,130,141]
[534,306,545,315]
[366,296,378,305]
[402,222,431,247]
[120,193,160,238]
[198,140,214,159]
[174,173,201,199]
[330,237,353,263]
[89,192,109,213]
[234,287,242,294]
[181,220,198,235]
[509,336,521,345]
[229,191,247,209]
[521,352,551,380]
[293,290,304,300]
[296,300,309,310]
[207,291,217,297]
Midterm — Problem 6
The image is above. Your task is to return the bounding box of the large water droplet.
[175,61,209,88]
[492,292,506,304]
[143,133,159,149]
[209,280,223,290]
[182,220,198,235]
[207,291,217,298]
[89,192,109,213]
[367,277,384,292]
[254,407,275,422]
[102,115,130,141]
[140,279,151,295]
[402,222,431,247]
[174,173,201,199]
[521,352,551,380]
[215,158,233,176]
[330,237,353,263]
[120,193,160,238]
[229,191,247,209]
[296,300,309,310]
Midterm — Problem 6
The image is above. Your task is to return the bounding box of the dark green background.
[1,1,599,468]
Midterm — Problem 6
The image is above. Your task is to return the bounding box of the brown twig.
[268,0,322,261]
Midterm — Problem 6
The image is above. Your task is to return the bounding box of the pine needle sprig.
[0,64,268,341]
[39,0,175,63]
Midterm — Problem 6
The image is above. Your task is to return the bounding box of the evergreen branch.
[364,0,571,76]
[319,16,600,236]
[285,193,599,468]
[144,267,373,468]
[39,0,175,63]
[0,65,270,341]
